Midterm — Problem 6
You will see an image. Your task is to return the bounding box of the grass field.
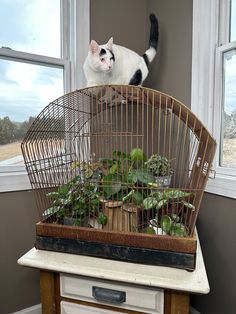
[222,138,236,168]
[0,141,22,161]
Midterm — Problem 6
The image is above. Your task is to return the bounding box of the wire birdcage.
[22,85,216,243]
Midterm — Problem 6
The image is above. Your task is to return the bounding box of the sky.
[225,0,236,114]
[0,0,63,122]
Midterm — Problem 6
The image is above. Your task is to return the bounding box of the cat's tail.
[143,14,159,66]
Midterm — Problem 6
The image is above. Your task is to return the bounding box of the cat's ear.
[107,37,113,50]
[89,40,99,54]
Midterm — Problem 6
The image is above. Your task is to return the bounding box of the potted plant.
[143,189,195,237]
[145,154,174,187]
[100,148,155,232]
[45,176,100,227]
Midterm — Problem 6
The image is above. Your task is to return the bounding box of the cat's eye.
[100,58,105,62]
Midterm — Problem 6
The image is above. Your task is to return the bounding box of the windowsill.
[0,171,31,192]
[2,171,235,199]
[205,174,236,199]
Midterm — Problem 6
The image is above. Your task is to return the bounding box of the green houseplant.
[143,189,195,237]
[99,148,155,231]
[101,148,155,204]
[45,176,100,227]
[145,154,174,187]
[44,149,193,237]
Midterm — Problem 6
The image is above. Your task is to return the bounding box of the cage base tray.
[35,222,196,270]
[35,235,195,271]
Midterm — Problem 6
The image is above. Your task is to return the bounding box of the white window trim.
[0,0,90,193]
[191,0,236,199]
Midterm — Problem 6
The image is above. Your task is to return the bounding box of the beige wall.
[191,194,236,314]
[145,0,192,105]
[90,0,147,55]
[0,191,40,313]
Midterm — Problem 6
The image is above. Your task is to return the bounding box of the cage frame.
[21,85,216,270]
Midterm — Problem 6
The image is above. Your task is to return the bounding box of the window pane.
[220,48,236,168]
[0,0,61,58]
[230,0,236,42]
[0,59,63,166]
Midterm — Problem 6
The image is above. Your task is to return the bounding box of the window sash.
[0,0,90,192]
[191,0,236,199]
[214,41,236,177]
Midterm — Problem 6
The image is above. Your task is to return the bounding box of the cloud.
[0,59,63,122]
[0,0,60,56]
[0,0,63,122]
[224,52,236,114]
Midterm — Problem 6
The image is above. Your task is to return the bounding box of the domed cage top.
[22,85,216,239]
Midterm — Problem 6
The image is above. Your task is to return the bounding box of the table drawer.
[60,274,164,314]
[61,301,126,314]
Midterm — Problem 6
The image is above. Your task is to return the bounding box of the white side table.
[18,235,209,314]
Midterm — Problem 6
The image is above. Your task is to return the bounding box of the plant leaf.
[156,199,168,209]
[131,191,143,205]
[160,215,172,233]
[136,169,155,185]
[170,222,188,237]
[163,189,192,200]
[112,150,128,159]
[181,200,195,211]
[46,192,59,199]
[143,197,158,209]
[43,207,59,217]
[130,148,147,162]
[102,173,122,199]
[109,163,118,175]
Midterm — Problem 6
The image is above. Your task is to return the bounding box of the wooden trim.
[36,222,197,254]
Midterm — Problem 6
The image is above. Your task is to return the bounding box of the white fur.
[83,38,154,87]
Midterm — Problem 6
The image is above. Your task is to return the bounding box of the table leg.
[40,270,57,314]
[165,290,189,314]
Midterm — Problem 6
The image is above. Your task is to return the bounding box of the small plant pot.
[151,226,167,235]
[63,216,89,227]
[103,200,123,231]
[154,175,172,187]
[103,201,140,232]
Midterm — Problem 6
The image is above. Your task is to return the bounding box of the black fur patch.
[129,69,142,85]
[143,53,149,66]
[99,48,106,56]
[108,49,115,61]
[149,14,159,50]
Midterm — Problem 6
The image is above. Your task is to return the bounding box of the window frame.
[191,0,236,199]
[0,0,90,192]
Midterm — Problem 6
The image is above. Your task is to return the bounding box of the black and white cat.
[83,14,159,87]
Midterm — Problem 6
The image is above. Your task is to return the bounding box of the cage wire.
[21,85,216,238]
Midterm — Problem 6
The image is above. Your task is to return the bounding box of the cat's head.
[87,37,115,72]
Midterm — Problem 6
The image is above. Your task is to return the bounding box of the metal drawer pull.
[92,286,126,304]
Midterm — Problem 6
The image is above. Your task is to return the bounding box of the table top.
[18,233,209,294]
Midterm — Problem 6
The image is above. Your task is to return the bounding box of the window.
[192,0,236,198]
[0,0,90,192]
[219,47,236,168]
